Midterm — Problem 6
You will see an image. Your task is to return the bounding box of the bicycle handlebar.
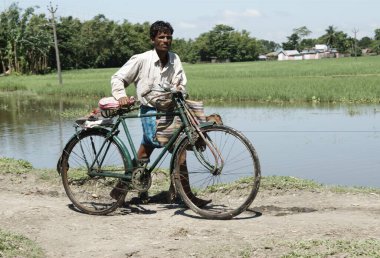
[141,83,187,98]
[104,83,187,118]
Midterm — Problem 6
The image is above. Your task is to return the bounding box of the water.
[211,104,380,188]
[1,94,379,188]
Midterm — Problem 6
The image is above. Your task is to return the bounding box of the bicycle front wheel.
[60,129,128,215]
[173,125,261,219]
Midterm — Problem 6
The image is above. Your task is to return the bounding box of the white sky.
[4,0,380,43]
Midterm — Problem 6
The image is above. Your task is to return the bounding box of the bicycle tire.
[172,124,261,220]
[60,128,128,215]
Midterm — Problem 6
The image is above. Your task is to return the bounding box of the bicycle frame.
[81,93,218,181]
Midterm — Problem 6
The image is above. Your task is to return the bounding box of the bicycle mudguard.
[168,122,215,174]
[56,128,108,175]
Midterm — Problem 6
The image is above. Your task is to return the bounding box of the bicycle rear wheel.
[60,129,128,215]
[173,125,261,219]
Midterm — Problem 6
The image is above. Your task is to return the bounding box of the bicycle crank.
[131,168,152,192]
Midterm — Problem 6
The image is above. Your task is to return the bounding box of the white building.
[277,50,302,61]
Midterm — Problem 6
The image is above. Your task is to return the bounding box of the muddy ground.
[0,171,379,257]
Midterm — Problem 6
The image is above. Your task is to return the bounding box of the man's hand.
[118,96,130,106]
[176,85,186,92]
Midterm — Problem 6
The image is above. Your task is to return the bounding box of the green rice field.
[1,55,380,103]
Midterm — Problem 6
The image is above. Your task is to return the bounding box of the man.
[110,21,209,206]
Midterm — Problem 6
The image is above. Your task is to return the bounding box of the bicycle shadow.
[67,203,261,219]
[171,206,262,220]
[67,203,158,216]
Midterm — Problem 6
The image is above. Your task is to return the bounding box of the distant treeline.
[1,2,380,74]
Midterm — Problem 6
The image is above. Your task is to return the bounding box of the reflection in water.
[0,94,379,188]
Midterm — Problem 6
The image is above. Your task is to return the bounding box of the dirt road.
[0,171,379,257]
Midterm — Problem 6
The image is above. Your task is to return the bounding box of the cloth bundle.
[155,100,206,146]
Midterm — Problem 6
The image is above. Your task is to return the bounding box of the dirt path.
[1,172,380,257]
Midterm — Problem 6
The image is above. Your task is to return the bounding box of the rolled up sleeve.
[111,55,141,100]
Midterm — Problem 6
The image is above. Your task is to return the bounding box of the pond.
[1,94,379,188]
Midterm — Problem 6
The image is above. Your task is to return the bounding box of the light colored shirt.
[111,49,187,106]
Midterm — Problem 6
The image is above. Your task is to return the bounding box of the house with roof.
[277,50,302,61]
[315,44,329,52]
[300,49,321,60]
[276,44,342,61]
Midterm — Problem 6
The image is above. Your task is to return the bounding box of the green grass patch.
[281,238,380,258]
[1,157,380,194]
[1,56,380,103]
[261,175,323,191]
[261,175,380,194]
[198,175,380,195]
[0,228,44,258]
[0,157,33,174]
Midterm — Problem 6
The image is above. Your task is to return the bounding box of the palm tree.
[323,25,338,47]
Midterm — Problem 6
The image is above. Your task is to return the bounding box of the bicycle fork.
[183,108,225,174]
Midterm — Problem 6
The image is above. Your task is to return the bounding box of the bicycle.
[57,88,261,220]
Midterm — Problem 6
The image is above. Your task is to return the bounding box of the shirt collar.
[152,49,174,65]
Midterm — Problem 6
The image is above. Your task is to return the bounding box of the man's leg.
[137,144,154,160]
[136,144,155,202]
[137,106,161,202]
[111,106,159,201]
[172,150,211,207]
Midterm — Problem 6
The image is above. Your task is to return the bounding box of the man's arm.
[111,55,140,105]
[173,54,187,91]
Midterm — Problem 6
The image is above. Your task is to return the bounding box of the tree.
[371,28,380,54]
[3,3,22,73]
[374,28,380,41]
[334,31,350,53]
[22,13,52,73]
[191,32,210,62]
[56,16,83,69]
[172,38,194,63]
[282,26,312,51]
[293,26,311,39]
[299,38,317,50]
[0,10,9,73]
[322,25,338,47]
[257,40,280,54]
[108,21,151,67]
[319,26,351,53]
[229,30,259,61]
[282,33,300,50]
[192,25,261,62]
[0,3,42,73]
[208,24,235,61]
[79,14,116,68]
[358,36,372,49]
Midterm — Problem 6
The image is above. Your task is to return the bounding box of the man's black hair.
[150,21,174,39]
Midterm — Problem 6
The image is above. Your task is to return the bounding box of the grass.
[201,238,380,257]
[1,157,379,195]
[1,56,380,103]
[261,175,380,194]
[198,175,380,195]
[0,157,33,174]
[0,229,45,258]
[281,238,380,257]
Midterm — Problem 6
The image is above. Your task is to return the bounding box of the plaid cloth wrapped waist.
[155,100,206,146]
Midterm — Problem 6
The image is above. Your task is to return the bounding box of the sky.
[3,0,380,43]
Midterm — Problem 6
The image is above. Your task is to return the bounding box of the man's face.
[152,31,172,52]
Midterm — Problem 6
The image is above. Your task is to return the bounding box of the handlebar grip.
[128,96,136,105]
